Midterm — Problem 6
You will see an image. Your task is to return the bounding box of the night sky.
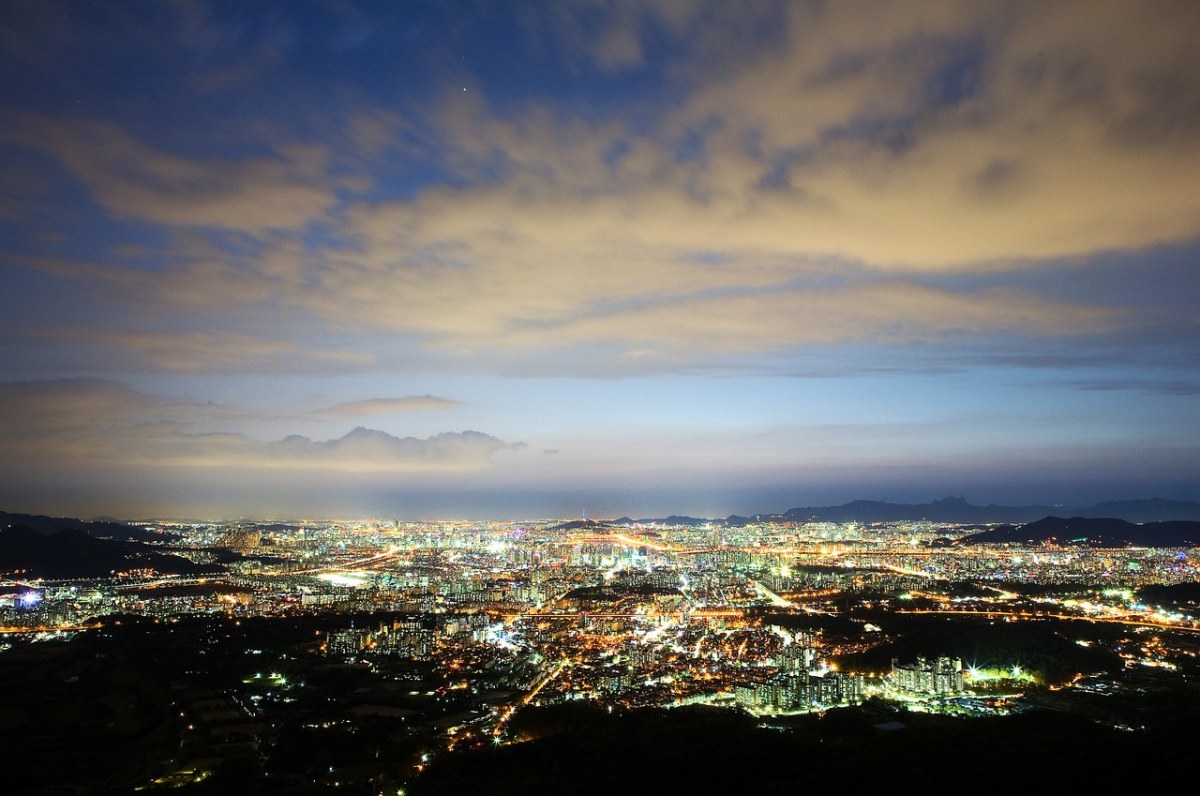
[1,1,1198,519]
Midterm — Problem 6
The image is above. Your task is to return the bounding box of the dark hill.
[0,526,217,579]
[634,515,710,526]
[959,516,1200,547]
[1139,582,1200,607]
[0,511,178,542]
[409,703,1190,794]
[548,518,612,531]
[831,616,1120,681]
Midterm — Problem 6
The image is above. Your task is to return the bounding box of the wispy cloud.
[0,1,1198,518]
[1072,379,1200,397]
[163,426,512,473]
[315,396,462,417]
[0,380,513,475]
[3,2,1196,379]
[38,327,374,373]
[4,116,336,234]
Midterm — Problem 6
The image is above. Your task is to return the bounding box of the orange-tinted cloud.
[0,380,511,474]
[315,396,462,417]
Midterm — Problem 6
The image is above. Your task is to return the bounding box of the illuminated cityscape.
[4,509,1200,791]
[2,1,1199,792]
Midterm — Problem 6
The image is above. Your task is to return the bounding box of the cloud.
[497,283,1123,353]
[0,379,183,441]
[225,0,1187,364]
[153,426,510,473]
[3,116,336,233]
[315,396,462,417]
[293,203,1126,353]
[466,1,1199,268]
[34,326,374,373]
[513,1,646,75]
[2,1,1197,378]
[255,427,508,472]
[684,0,1200,265]
[0,380,513,475]
[1072,379,1200,397]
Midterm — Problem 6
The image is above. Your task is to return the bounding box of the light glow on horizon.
[0,1,1197,519]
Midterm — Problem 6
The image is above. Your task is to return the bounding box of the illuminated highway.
[897,608,1200,633]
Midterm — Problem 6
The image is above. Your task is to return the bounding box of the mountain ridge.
[957,516,1200,547]
[0,525,218,579]
[724,497,1200,525]
[0,511,178,542]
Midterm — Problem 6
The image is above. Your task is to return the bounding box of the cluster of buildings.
[325,614,492,660]
[888,657,965,696]
[4,516,1198,721]
[735,671,865,712]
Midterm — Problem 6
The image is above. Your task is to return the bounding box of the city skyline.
[2,1,1199,520]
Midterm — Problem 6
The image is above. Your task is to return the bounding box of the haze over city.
[2,1,1198,520]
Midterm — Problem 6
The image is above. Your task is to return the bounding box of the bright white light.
[317,572,367,588]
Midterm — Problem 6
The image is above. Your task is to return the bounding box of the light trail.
[897,609,1200,633]
[522,659,569,705]
[610,533,675,553]
[0,623,101,634]
[978,584,1019,600]
[748,579,795,609]
[113,576,205,592]
[497,609,743,621]
[281,547,405,575]
[876,563,935,579]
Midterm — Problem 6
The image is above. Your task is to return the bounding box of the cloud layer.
[2,1,1196,375]
[316,396,461,417]
[0,2,1197,516]
[0,380,511,476]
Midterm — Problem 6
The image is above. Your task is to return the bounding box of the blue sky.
[1,1,1198,519]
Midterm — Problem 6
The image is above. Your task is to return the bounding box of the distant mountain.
[635,515,711,526]
[1083,499,1200,523]
[772,496,1055,523]
[767,497,1200,524]
[622,498,1200,527]
[958,517,1200,547]
[0,526,216,579]
[0,511,178,542]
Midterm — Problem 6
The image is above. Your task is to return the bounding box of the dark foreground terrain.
[408,701,1197,795]
[4,613,1199,795]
